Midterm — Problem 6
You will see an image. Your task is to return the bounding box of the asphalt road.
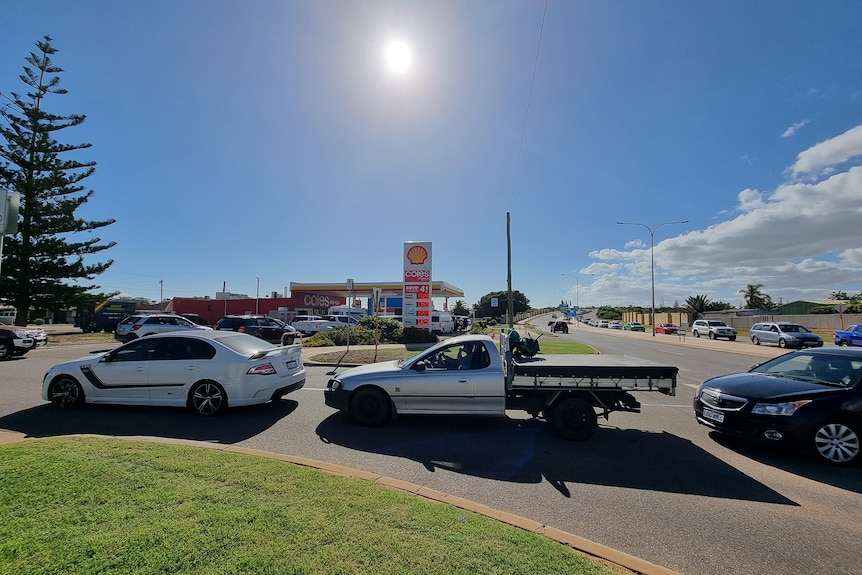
[1,323,861,575]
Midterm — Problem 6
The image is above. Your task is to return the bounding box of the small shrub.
[301,332,335,347]
[34,318,45,325]
[325,326,376,346]
[402,327,438,344]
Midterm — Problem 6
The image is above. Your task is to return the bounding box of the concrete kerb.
[0,430,681,575]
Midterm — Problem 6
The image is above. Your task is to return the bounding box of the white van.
[0,310,16,325]
[431,311,454,334]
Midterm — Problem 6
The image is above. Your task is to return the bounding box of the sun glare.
[385,40,412,74]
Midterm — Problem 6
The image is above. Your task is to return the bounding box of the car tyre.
[728,336,736,341]
[550,397,597,441]
[752,336,760,345]
[708,332,715,340]
[813,421,860,465]
[49,376,84,410]
[837,339,848,347]
[778,338,787,348]
[188,381,227,415]
[0,341,11,361]
[693,330,700,338]
[349,387,390,427]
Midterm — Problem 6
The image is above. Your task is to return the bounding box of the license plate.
[702,407,725,423]
[286,360,297,369]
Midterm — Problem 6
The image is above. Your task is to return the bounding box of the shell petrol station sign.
[403,241,432,329]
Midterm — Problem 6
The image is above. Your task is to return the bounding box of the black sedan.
[693,348,862,465]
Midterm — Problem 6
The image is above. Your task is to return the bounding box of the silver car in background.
[750,322,823,348]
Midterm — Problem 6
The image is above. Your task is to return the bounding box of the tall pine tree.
[0,36,115,325]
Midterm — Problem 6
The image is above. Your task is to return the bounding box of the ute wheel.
[550,397,598,441]
[813,421,860,465]
[752,336,760,345]
[188,381,227,415]
[349,388,391,427]
[50,376,84,410]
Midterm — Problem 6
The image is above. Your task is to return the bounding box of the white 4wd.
[691,319,737,341]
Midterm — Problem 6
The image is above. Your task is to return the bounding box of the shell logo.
[406,245,428,265]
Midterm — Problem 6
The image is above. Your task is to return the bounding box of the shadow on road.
[316,413,861,501]
[0,400,299,444]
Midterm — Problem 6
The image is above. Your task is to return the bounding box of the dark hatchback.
[215,315,298,345]
[693,348,862,465]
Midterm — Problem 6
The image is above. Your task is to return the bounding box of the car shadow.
[706,431,862,494]
[316,414,809,503]
[0,399,299,444]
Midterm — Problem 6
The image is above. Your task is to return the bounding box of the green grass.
[0,437,619,575]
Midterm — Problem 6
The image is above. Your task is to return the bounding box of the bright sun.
[384,41,412,74]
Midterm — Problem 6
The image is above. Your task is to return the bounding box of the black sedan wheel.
[0,341,10,361]
[349,388,390,427]
[50,376,84,409]
[189,381,227,415]
[813,421,860,465]
[550,397,598,441]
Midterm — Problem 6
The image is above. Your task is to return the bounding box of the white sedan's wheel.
[189,381,227,415]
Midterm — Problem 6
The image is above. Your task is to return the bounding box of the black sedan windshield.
[752,351,860,387]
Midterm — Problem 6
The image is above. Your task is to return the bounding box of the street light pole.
[562,273,593,327]
[616,220,688,336]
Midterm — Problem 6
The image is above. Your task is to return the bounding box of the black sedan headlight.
[751,400,812,416]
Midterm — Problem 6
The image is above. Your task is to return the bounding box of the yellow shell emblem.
[407,245,428,265]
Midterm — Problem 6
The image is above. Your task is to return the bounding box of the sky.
[2,0,862,311]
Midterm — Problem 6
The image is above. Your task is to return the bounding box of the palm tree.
[739,284,767,309]
[684,295,712,324]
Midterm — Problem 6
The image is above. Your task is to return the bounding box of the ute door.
[403,342,478,413]
[84,338,157,402]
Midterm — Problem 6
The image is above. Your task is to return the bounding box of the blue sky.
[3,1,861,311]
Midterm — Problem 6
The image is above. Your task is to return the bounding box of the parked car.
[551,321,569,334]
[115,314,212,343]
[693,348,862,465]
[750,322,823,349]
[654,323,678,335]
[691,319,737,341]
[0,326,35,360]
[216,315,298,345]
[27,326,48,346]
[609,320,622,329]
[41,331,306,415]
[623,322,645,332]
[597,320,610,328]
[180,313,212,327]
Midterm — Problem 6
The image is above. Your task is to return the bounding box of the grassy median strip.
[0,437,618,575]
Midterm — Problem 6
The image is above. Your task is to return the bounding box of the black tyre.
[0,341,11,361]
[813,421,860,465]
[708,332,715,340]
[728,336,736,341]
[49,376,84,410]
[693,330,700,338]
[752,336,760,345]
[349,387,391,427]
[778,338,787,348]
[188,381,227,415]
[550,397,598,441]
[838,339,848,347]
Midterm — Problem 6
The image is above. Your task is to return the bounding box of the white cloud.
[790,124,862,176]
[592,126,862,306]
[781,119,809,138]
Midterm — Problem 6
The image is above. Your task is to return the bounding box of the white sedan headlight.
[752,400,812,416]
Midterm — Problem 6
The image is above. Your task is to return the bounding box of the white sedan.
[42,331,306,415]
